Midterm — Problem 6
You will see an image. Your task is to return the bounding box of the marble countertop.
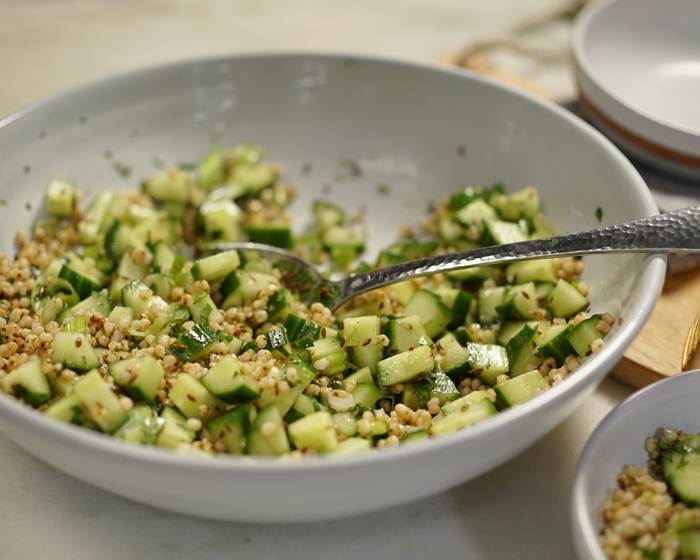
[0,1,637,558]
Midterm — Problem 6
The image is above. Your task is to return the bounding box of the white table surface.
[0,1,636,558]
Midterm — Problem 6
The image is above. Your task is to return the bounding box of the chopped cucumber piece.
[121,280,168,320]
[401,371,459,409]
[498,320,550,346]
[376,345,434,386]
[79,192,114,244]
[267,288,292,322]
[441,289,472,328]
[258,362,316,418]
[679,529,700,557]
[431,398,497,435]
[482,219,528,245]
[506,325,542,376]
[403,289,451,338]
[230,163,277,195]
[342,316,381,347]
[441,390,490,415]
[496,282,537,320]
[342,367,374,389]
[284,314,321,349]
[206,404,256,454]
[662,435,700,507]
[0,359,51,405]
[58,290,111,326]
[455,198,496,225]
[386,280,416,307]
[567,314,605,357]
[151,241,177,274]
[169,373,225,421]
[246,224,293,249]
[45,393,81,423]
[352,383,383,408]
[200,199,242,241]
[313,200,345,231]
[436,333,470,378]
[58,263,103,300]
[73,370,128,433]
[156,406,195,448]
[334,437,371,455]
[142,169,190,203]
[537,324,575,366]
[505,259,558,284]
[247,403,290,456]
[309,337,348,376]
[288,411,338,453]
[46,179,77,218]
[549,279,588,318]
[264,326,292,357]
[109,356,165,403]
[105,222,147,259]
[197,148,225,190]
[201,355,259,404]
[52,332,100,371]
[221,270,278,308]
[478,286,507,325]
[114,405,161,445]
[191,250,241,282]
[385,315,432,355]
[169,323,218,363]
[494,370,548,408]
[466,342,509,385]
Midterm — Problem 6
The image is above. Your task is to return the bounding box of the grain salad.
[600,429,700,559]
[0,144,612,457]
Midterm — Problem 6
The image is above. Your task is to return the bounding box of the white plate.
[0,52,665,522]
[573,0,700,180]
[571,370,700,559]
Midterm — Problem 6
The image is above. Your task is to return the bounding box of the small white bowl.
[573,0,700,180]
[0,53,664,522]
[571,370,700,559]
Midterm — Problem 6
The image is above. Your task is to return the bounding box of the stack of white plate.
[573,0,700,181]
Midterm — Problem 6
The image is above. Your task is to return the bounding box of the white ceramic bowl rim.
[0,51,667,474]
[571,371,700,557]
[572,0,700,143]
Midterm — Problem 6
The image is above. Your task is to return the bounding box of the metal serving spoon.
[210,206,700,311]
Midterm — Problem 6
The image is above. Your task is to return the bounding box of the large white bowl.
[573,0,700,180]
[0,53,665,522]
[571,370,700,559]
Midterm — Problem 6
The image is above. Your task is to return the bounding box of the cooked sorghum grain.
[0,146,613,458]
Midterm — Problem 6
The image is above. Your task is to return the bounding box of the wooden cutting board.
[613,269,700,388]
[438,52,700,388]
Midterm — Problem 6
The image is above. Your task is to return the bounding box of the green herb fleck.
[25,202,31,211]
[376,183,391,196]
[301,162,313,175]
[339,158,362,178]
[22,165,31,174]
[595,206,604,223]
[103,150,113,160]
[178,162,197,171]
[0,197,6,206]
[151,157,164,169]
[457,145,467,157]
[38,131,46,140]
[113,161,132,179]
[78,115,88,125]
